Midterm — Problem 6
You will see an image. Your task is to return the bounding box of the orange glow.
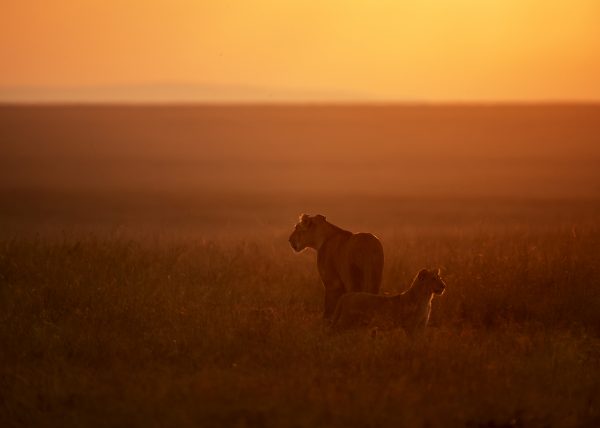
[1,0,599,101]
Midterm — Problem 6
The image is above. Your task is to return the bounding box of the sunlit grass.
[1,218,599,427]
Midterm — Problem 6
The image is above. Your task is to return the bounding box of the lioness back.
[321,232,384,294]
[348,233,384,293]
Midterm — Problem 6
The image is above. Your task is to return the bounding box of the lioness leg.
[324,282,345,320]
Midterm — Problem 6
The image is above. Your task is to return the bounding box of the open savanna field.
[1,105,600,427]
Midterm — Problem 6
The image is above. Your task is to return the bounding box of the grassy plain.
[1,106,599,427]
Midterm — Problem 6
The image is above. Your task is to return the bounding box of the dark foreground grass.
[1,221,600,428]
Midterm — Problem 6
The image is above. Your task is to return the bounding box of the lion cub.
[331,268,446,335]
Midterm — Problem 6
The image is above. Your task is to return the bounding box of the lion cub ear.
[299,213,310,223]
[314,214,326,222]
[417,269,429,280]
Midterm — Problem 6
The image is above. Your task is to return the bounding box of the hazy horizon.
[2,83,600,105]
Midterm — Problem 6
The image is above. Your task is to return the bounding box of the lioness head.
[288,214,327,252]
[417,268,447,295]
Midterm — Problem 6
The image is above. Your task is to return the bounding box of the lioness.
[331,268,446,335]
[289,214,384,319]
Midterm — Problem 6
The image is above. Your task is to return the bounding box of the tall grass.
[1,209,599,427]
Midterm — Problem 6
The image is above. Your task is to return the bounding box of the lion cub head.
[416,268,447,295]
[288,213,327,252]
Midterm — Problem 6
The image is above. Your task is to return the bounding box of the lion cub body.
[332,269,446,335]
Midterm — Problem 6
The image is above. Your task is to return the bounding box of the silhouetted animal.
[332,268,446,335]
[289,214,384,318]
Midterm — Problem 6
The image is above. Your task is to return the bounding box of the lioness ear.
[314,214,326,222]
[299,213,310,223]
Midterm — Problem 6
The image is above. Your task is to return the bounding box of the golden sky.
[1,0,599,101]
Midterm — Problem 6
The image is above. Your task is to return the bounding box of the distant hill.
[0,83,366,103]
